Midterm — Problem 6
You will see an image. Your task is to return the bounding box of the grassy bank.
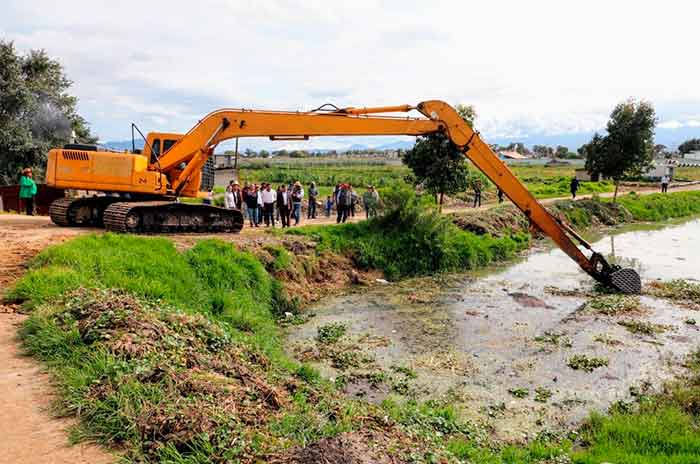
[451,191,700,241]
[617,190,700,221]
[286,186,530,280]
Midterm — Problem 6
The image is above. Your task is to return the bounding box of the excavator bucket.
[608,268,642,295]
[589,252,642,294]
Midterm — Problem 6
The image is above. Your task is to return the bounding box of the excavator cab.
[142,132,183,165]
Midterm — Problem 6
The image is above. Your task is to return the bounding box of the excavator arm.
[155,101,641,293]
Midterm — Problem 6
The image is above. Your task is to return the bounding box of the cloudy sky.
[2,0,699,149]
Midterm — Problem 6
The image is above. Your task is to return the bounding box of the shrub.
[287,185,529,280]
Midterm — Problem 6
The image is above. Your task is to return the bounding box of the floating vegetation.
[647,279,700,308]
[618,320,669,336]
[535,387,553,403]
[593,334,623,346]
[567,354,609,372]
[316,322,347,344]
[508,387,530,398]
[585,294,640,316]
[535,330,572,347]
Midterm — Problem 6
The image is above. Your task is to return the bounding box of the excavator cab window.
[150,139,161,164]
[163,139,177,154]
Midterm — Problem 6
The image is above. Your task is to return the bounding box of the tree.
[454,104,477,127]
[0,41,96,184]
[532,145,554,158]
[403,134,470,210]
[555,145,570,158]
[506,142,531,156]
[678,138,700,155]
[652,144,668,158]
[402,103,476,210]
[583,99,656,201]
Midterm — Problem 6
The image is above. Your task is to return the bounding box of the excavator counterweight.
[46,100,641,293]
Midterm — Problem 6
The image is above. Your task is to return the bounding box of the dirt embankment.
[449,198,632,237]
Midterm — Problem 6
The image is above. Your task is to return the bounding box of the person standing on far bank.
[472,179,482,208]
[660,174,670,193]
[19,168,37,215]
[570,177,580,199]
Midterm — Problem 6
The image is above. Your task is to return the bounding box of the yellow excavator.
[45,100,641,294]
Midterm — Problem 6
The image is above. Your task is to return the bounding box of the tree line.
[0,40,96,184]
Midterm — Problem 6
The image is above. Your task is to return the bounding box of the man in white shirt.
[261,183,276,226]
[660,175,670,193]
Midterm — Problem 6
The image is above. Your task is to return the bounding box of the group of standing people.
[333,183,381,223]
[219,180,382,228]
[223,180,306,228]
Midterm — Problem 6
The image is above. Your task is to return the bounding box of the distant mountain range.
[102,126,699,154]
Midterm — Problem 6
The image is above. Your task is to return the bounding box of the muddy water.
[286,219,700,440]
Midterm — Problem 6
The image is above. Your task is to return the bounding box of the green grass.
[569,349,700,463]
[7,234,289,366]
[617,191,700,221]
[573,407,700,464]
[287,185,530,280]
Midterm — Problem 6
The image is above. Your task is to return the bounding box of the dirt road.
[0,216,113,464]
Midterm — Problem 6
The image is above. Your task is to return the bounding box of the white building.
[685,150,700,161]
[643,160,675,180]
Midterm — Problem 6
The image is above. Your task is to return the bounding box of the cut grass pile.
[20,288,290,462]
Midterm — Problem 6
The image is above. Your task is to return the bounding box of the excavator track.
[103,201,244,233]
[49,196,125,227]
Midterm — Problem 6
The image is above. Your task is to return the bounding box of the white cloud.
[2,0,700,144]
[657,119,700,130]
[658,120,684,129]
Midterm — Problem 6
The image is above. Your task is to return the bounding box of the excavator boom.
[45,100,641,293]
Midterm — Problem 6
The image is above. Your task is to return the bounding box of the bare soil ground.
[0,216,113,464]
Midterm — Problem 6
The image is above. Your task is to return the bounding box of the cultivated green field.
[218,157,616,201]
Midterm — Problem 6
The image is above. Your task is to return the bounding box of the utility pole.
[233,137,240,182]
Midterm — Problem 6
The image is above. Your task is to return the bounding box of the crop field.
[217,157,617,200]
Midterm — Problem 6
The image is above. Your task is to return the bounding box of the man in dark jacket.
[570,177,580,199]
[244,185,259,227]
[336,184,346,224]
[307,182,319,219]
[277,184,291,228]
